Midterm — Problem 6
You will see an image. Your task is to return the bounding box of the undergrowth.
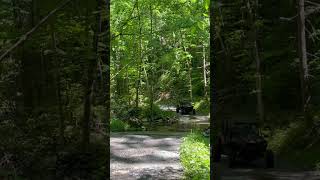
[194,99,209,115]
[179,132,210,180]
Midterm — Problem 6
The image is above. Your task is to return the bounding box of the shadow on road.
[218,155,320,180]
[111,133,184,180]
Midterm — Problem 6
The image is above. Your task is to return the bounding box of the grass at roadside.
[110,118,143,132]
[193,99,209,115]
[179,131,210,180]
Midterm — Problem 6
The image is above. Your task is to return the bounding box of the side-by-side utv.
[176,101,196,115]
[214,120,274,168]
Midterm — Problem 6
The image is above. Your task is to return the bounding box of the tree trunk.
[105,0,111,177]
[253,0,264,123]
[184,46,193,102]
[203,44,208,97]
[82,68,94,152]
[149,4,154,122]
[81,0,102,152]
[135,0,142,108]
[51,26,65,146]
[254,40,264,123]
[210,1,220,180]
[188,60,193,102]
[247,0,264,123]
[297,0,310,122]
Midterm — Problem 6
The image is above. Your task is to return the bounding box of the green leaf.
[204,0,210,10]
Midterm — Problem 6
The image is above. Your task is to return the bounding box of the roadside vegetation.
[179,132,210,180]
[268,119,320,169]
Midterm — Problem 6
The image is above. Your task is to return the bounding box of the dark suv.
[176,102,195,115]
[215,121,274,168]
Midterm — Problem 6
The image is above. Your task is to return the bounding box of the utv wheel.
[192,109,196,115]
[228,152,236,168]
[265,150,274,168]
[176,108,179,113]
[213,139,222,162]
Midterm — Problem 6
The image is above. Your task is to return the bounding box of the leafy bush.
[268,121,310,154]
[141,105,162,119]
[110,118,143,132]
[141,105,177,120]
[179,132,210,180]
[110,118,130,132]
[194,99,209,115]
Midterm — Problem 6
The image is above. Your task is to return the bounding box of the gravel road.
[111,132,186,180]
[110,113,320,180]
[217,155,320,180]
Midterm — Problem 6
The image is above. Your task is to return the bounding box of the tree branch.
[0,0,74,61]
[279,14,298,22]
[306,5,320,16]
[307,52,320,59]
[306,0,320,7]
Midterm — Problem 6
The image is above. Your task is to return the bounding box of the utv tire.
[228,151,236,168]
[192,109,196,115]
[265,150,274,168]
[213,139,222,162]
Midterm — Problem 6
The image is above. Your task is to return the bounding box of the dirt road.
[217,155,320,180]
[111,132,185,180]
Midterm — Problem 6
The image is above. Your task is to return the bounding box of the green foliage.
[110,118,144,132]
[268,121,307,153]
[110,118,130,132]
[179,132,210,180]
[111,0,209,120]
[194,99,209,114]
[0,0,109,178]
[268,120,320,169]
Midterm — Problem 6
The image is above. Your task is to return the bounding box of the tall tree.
[210,0,220,179]
[247,0,265,123]
[105,0,111,177]
[297,0,310,122]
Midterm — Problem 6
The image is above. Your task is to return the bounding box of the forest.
[0,0,320,179]
[110,0,210,128]
[212,0,320,173]
[0,0,110,179]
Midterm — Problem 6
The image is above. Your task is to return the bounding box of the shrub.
[110,118,130,132]
[179,132,210,180]
[194,99,209,115]
[141,105,162,119]
[141,105,177,120]
[268,121,308,154]
[268,121,320,169]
